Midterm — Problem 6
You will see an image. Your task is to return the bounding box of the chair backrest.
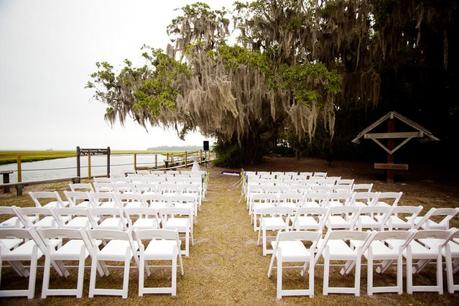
[0,227,35,240]
[273,231,322,255]
[124,207,160,228]
[255,206,294,216]
[303,192,330,206]
[0,206,24,228]
[315,230,371,263]
[64,191,91,207]
[116,192,144,206]
[337,179,354,186]
[294,207,329,231]
[29,191,63,207]
[69,183,94,192]
[376,192,403,206]
[413,229,452,241]
[90,207,126,230]
[89,192,119,208]
[416,208,458,230]
[38,227,88,245]
[87,229,137,257]
[352,183,373,192]
[113,182,135,193]
[53,207,95,229]
[93,182,114,192]
[133,228,179,242]
[350,192,378,206]
[16,207,62,228]
[312,172,327,178]
[327,192,353,205]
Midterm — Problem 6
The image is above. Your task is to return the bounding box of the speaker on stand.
[203,141,209,167]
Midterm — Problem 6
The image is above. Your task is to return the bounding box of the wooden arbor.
[352,111,439,183]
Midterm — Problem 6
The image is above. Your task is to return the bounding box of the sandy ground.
[0,157,458,305]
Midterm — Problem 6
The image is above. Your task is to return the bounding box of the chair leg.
[355,256,361,296]
[367,257,373,296]
[172,256,177,296]
[76,254,85,298]
[41,255,51,298]
[122,258,130,299]
[406,253,413,294]
[139,254,144,297]
[27,253,38,299]
[445,249,454,294]
[89,256,98,298]
[397,255,403,295]
[185,231,190,257]
[262,229,267,256]
[323,256,330,296]
[276,255,282,299]
[436,254,443,295]
[309,256,314,297]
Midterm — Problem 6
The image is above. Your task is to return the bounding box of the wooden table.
[1,170,14,193]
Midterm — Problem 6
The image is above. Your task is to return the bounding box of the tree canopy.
[87,0,459,166]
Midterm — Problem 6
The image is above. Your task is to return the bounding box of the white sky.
[0,0,234,150]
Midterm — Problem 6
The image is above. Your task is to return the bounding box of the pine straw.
[1,157,458,305]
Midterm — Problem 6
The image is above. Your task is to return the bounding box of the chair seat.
[165,218,190,231]
[54,240,89,259]
[271,240,310,262]
[328,216,352,228]
[321,239,358,258]
[261,217,288,230]
[99,240,133,260]
[43,201,69,208]
[133,218,160,229]
[65,217,92,228]
[328,201,343,207]
[357,215,379,227]
[0,238,24,250]
[98,217,125,229]
[98,201,117,208]
[124,201,144,209]
[0,216,27,228]
[302,201,320,208]
[294,216,319,229]
[144,240,181,259]
[3,240,43,260]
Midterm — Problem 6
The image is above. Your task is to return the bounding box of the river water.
[0,154,166,183]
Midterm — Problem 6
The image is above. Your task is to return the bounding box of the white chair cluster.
[242,171,459,299]
[0,171,207,300]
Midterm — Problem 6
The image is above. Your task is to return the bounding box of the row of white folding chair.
[267,228,459,299]
[252,205,458,255]
[247,192,402,216]
[64,191,200,217]
[0,227,183,299]
[0,205,194,257]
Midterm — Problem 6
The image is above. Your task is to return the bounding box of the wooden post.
[134,153,137,171]
[76,146,81,182]
[107,147,111,177]
[200,150,203,162]
[17,156,22,183]
[386,117,396,183]
[155,154,158,169]
[16,156,23,195]
[185,151,188,167]
[87,154,92,178]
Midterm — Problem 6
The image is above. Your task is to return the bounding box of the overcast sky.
[0,0,234,150]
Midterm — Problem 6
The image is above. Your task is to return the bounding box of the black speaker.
[203,140,209,151]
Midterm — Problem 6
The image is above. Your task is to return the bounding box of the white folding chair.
[375,192,402,207]
[0,228,43,299]
[134,229,184,296]
[268,231,322,299]
[256,207,293,256]
[89,192,119,208]
[362,230,415,295]
[124,207,161,230]
[90,207,127,230]
[92,182,114,193]
[389,230,451,294]
[64,191,92,208]
[326,206,359,230]
[415,207,458,230]
[160,207,194,256]
[354,206,391,231]
[315,230,371,296]
[291,207,329,233]
[29,191,68,208]
[87,229,138,298]
[39,228,94,298]
[69,183,94,193]
[0,206,27,229]
[352,183,373,192]
[444,228,459,293]
[381,205,423,230]
[54,207,96,229]
[116,193,145,209]
[16,207,63,228]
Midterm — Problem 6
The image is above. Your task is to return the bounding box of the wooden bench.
[0,176,80,196]
[374,163,409,171]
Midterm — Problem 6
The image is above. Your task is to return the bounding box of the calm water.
[0,154,166,183]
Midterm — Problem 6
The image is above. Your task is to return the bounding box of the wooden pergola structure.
[352,111,439,183]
